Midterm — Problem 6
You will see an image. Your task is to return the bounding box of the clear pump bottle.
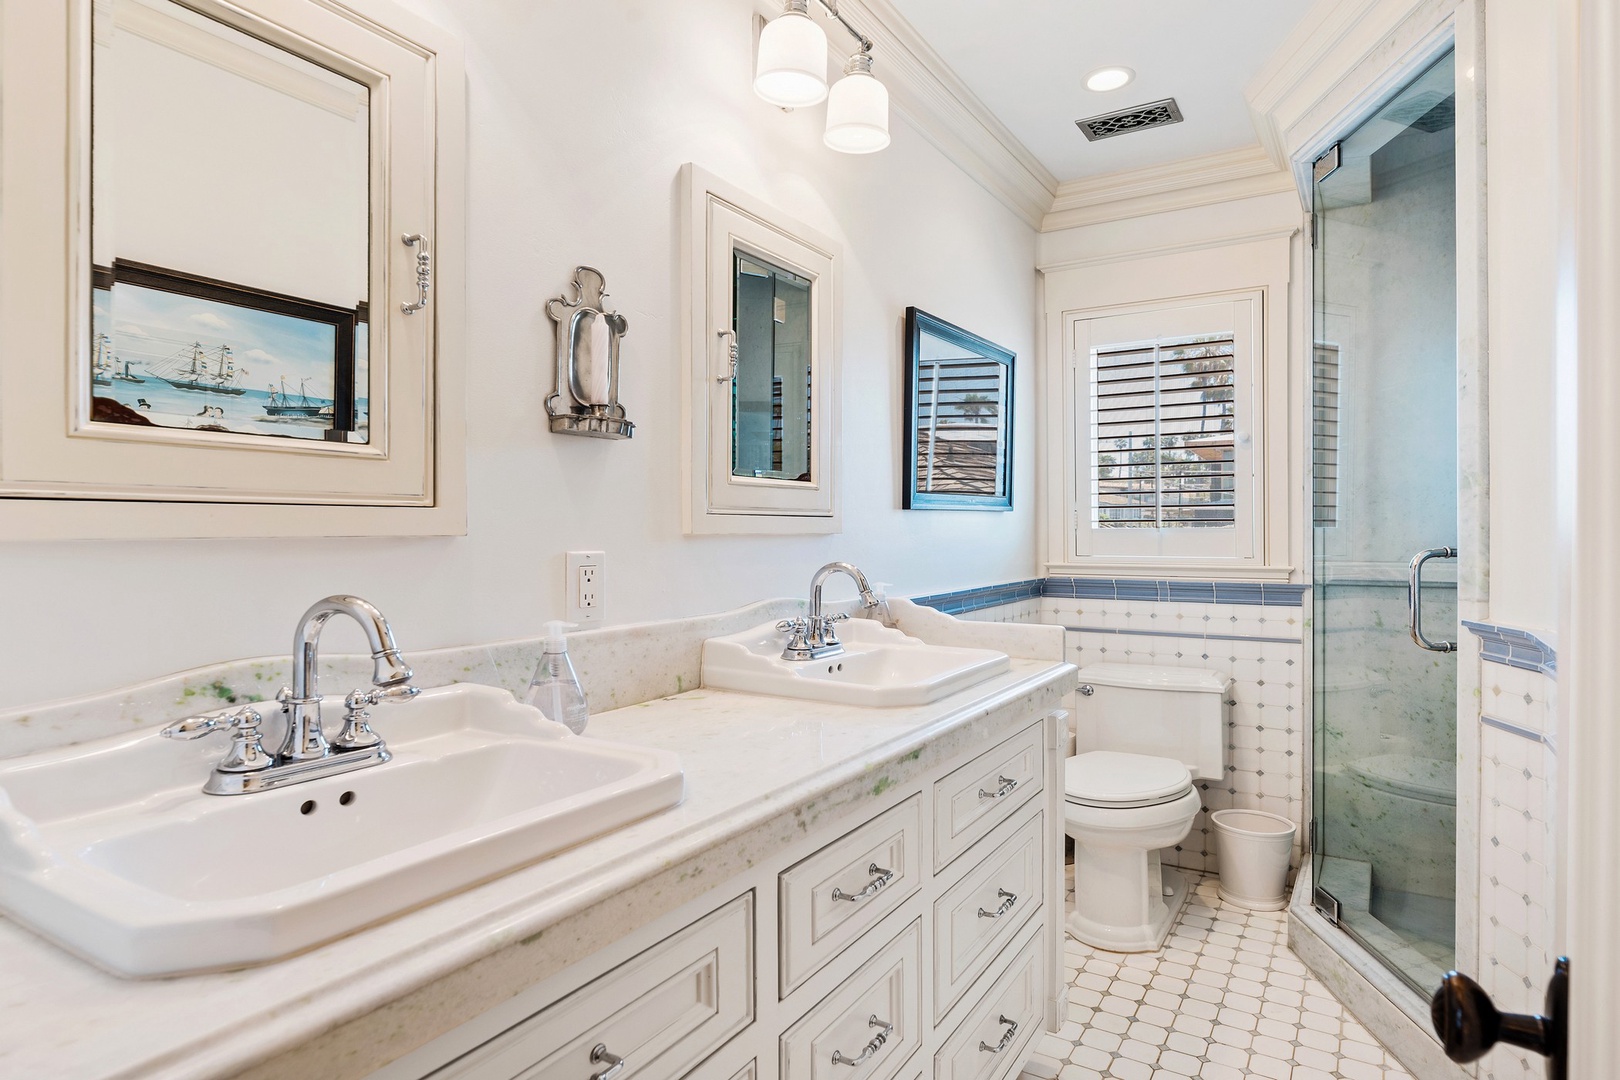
[524,621,590,734]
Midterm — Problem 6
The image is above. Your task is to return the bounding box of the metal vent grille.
[1075,98,1184,141]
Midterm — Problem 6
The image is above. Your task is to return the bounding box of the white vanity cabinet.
[402,712,1066,1080]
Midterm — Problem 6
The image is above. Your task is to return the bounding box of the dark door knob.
[1430,957,1567,1080]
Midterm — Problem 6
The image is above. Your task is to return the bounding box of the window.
[1066,294,1262,566]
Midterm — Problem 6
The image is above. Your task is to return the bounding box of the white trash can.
[1211,809,1297,911]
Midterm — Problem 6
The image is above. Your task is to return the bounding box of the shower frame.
[1281,0,1489,1070]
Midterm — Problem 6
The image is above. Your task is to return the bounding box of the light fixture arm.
[814,0,872,55]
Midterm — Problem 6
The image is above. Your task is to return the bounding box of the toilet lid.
[1065,751,1193,807]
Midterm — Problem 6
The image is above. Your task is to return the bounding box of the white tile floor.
[1022,873,1415,1080]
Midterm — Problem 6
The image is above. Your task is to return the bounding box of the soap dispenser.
[524,621,590,734]
[865,581,897,627]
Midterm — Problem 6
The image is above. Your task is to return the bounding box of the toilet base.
[1066,865,1190,952]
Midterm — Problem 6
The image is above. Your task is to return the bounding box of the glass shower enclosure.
[1310,50,1459,996]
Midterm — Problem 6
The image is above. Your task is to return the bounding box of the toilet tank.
[1073,663,1230,781]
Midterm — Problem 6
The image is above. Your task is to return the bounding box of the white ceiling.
[885,0,1319,184]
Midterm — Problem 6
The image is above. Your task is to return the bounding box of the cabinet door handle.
[978,775,1019,800]
[400,233,431,315]
[979,1015,1019,1054]
[588,1044,625,1080]
[977,888,1018,919]
[832,863,894,903]
[831,1015,894,1066]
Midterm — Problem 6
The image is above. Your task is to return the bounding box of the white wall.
[1484,0,1562,639]
[0,0,1039,711]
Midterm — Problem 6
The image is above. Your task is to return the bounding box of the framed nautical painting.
[902,307,1015,511]
[90,261,369,445]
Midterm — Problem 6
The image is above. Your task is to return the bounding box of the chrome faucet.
[162,595,419,795]
[778,562,879,661]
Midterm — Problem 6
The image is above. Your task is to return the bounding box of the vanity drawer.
[780,920,922,1080]
[431,894,754,1080]
[933,810,1044,1020]
[935,925,1046,1080]
[932,723,1044,872]
[681,1057,755,1080]
[779,796,921,995]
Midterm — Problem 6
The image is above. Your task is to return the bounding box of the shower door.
[1310,50,1459,996]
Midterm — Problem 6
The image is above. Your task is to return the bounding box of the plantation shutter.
[1090,334,1236,528]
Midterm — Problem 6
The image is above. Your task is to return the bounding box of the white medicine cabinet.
[680,164,842,535]
[0,0,466,538]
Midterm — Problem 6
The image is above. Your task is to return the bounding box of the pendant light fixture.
[754,0,828,108]
[754,0,889,155]
[823,51,889,153]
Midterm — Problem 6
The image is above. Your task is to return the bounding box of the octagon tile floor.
[1021,872,1415,1080]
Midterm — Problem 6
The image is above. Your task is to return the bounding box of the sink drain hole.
[300,800,317,816]
[339,791,356,806]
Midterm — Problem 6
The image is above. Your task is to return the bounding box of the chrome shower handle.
[1408,546,1458,653]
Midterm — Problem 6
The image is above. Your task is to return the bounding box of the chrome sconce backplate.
[545,265,634,439]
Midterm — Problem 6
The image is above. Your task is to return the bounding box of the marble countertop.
[0,655,1076,1080]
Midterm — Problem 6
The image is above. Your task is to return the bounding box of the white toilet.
[1064,663,1231,952]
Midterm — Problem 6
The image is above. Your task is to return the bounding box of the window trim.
[1038,233,1296,581]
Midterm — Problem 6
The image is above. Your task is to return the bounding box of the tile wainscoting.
[940,578,1308,878]
[1471,629,1560,1080]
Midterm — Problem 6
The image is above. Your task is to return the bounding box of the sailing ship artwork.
[89,275,368,444]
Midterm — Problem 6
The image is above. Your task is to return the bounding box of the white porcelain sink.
[702,619,1010,706]
[0,683,683,977]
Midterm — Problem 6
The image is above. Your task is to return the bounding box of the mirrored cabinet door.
[0,0,466,537]
[683,165,841,535]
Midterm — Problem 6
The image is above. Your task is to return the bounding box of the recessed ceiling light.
[1085,66,1135,93]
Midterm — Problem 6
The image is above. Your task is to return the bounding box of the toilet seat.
[1065,751,1193,809]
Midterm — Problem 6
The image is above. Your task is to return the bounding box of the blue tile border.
[913,576,1307,614]
[1463,620,1557,677]
[909,579,1045,616]
[1039,576,1306,607]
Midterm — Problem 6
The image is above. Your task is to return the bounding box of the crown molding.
[1245,0,1461,196]
[762,0,1058,228]
[1039,144,1294,233]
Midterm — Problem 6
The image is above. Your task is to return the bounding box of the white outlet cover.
[566,551,605,624]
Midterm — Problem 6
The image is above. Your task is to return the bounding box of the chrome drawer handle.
[978,775,1019,800]
[832,863,895,903]
[977,888,1018,919]
[979,1015,1019,1054]
[589,1043,625,1080]
[832,1015,894,1066]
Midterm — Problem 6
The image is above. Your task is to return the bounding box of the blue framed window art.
[903,307,1014,511]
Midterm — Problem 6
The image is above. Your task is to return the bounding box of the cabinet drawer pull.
[977,776,1019,800]
[831,863,894,903]
[978,1015,1019,1054]
[977,889,1018,920]
[831,1015,894,1067]
[589,1043,626,1080]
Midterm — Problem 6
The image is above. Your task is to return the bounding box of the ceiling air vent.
[1075,98,1184,142]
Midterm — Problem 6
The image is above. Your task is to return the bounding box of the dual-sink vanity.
[0,572,1077,1080]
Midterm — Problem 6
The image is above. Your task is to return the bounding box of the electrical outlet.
[566,551,605,624]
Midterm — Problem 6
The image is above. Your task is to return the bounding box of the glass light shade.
[754,9,828,108]
[823,65,889,154]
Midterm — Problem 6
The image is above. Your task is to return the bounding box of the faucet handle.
[162,705,273,774]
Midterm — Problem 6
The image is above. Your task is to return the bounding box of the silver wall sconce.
[755,0,890,154]
[545,266,633,439]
